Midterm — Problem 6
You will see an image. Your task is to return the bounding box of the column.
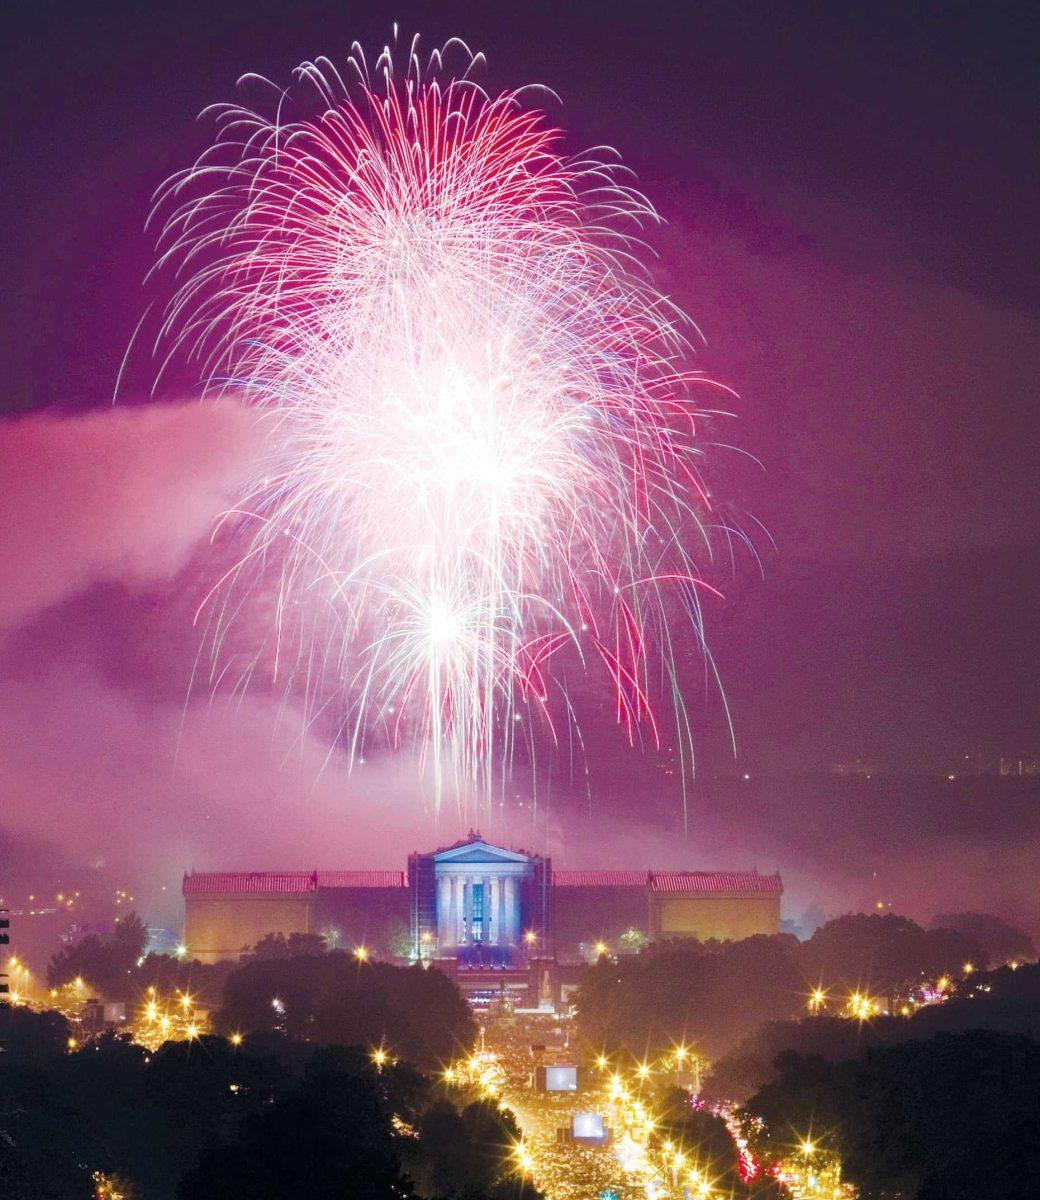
[504,876,517,945]
[499,876,508,944]
[454,875,465,945]
[489,877,500,944]
[447,874,458,946]
[467,878,476,945]
[437,876,451,949]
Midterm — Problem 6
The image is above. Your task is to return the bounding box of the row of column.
[436,873,520,947]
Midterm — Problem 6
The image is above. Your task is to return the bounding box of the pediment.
[433,839,531,865]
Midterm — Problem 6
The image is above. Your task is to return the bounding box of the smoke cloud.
[0,402,259,630]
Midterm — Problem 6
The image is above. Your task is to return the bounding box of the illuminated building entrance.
[408,832,552,962]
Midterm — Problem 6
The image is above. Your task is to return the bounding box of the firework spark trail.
[152,35,737,815]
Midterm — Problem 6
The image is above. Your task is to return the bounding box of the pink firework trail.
[152,35,737,815]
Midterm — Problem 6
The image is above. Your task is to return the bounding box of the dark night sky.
[1,1,1039,912]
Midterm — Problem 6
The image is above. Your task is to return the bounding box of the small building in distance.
[182,834,782,1001]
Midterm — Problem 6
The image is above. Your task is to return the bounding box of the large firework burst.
[152,35,735,813]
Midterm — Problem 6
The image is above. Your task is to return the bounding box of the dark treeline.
[574,911,1033,1059]
[745,1030,1040,1200]
[45,923,475,1069]
[706,959,1040,1101]
[216,951,475,1070]
[0,1004,536,1200]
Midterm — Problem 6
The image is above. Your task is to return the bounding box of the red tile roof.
[183,867,781,896]
[650,871,783,895]
[552,869,782,894]
[183,872,317,896]
[553,870,650,888]
[316,870,406,889]
[182,870,408,895]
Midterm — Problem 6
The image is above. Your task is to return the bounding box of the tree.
[47,911,149,1000]
[706,961,1040,1104]
[801,913,980,1007]
[389,921,414,959]
[0,1001,71,1062]
[574,934,805,1059]
[1,1006,522,1200]
[703,1016,876,1105]
[408,1098,540,1200]
[746,1032,1040,1200]
[176,1059,404,1200]
[252,932,327,959]
[658,1090,741,1176]
[215,953,476,1069]
[654,1088,783,1198]
[113,912,148,960]
[0,1135,37,1200]
[618,927,648,953]
[930,912,1035,969]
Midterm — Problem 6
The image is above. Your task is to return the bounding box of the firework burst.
[152,34,736,813]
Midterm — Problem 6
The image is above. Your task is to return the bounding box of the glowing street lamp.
[354,945,370,962]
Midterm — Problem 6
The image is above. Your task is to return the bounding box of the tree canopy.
[929,911,1035,969]
[47,911,149,1000]
[215,951,476,1070]
[801,912,980,1004]
[0,1007,536,1200]
[574,933,805,1058]
[575,913,1000,1061]
[746,1031,1040,1200]
[706,959,1040,1102]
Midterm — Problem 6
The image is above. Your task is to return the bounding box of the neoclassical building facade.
[181,833,782,991]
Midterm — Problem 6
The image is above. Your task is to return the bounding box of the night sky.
[2,2,1038,924]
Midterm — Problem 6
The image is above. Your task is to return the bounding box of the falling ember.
[152,33,738,813]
